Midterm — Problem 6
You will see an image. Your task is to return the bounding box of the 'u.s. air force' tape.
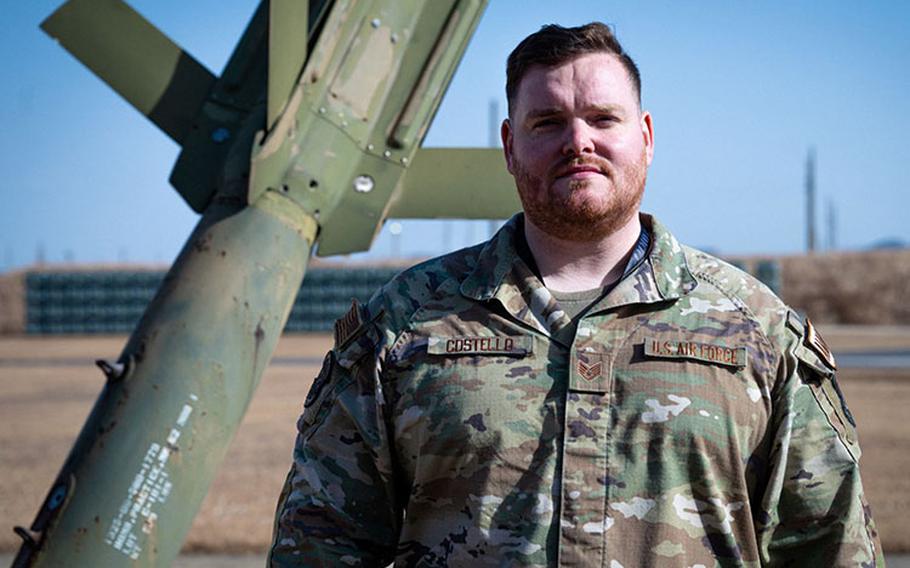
[643,337,746,369]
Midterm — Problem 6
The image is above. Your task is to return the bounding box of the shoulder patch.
[804,317,836,370]
[788,312,858,460]
[331,299,385,370]
[334,299,365,348]
[787,310,836,373]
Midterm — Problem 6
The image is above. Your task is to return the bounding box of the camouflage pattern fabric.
[269,214,883,567]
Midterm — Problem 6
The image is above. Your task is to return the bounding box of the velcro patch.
[805,317,837,370]
[334,299,364,348]
[570,352,610,393]
[427,335,533,356]
[577,360,603,381]
[644,337,746,369]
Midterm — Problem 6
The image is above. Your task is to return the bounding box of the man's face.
[502,52,655,242]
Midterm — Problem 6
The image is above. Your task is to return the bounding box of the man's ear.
[640,111,655,166]
[501,118,515,174]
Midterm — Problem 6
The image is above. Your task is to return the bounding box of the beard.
[513,150,647,242]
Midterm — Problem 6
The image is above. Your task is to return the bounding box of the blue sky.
[1,1,908,270]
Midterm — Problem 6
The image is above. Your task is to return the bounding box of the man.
[270,23,882,567]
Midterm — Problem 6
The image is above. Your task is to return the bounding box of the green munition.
[13,0,515,566]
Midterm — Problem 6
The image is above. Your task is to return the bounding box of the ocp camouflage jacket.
[269,214,882,567]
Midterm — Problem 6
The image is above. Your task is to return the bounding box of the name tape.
[427,335,533,356]
[644,337,746,369]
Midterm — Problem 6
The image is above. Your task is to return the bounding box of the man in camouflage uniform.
[270,22,882,567]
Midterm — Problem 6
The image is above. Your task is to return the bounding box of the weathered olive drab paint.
[21,0,492,565]
[20,191,316,568]
[389,148,520,219]
[246,0,489,255]
[40,0,216,146]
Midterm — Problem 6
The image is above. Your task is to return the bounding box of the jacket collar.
[460,213,697,335]
[594,213,698,311]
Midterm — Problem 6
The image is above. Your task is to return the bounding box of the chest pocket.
[423,334,535,411]
[609,332,769,454]
[619,334,755,397]
[390,334,539,452]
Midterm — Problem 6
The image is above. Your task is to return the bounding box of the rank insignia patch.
[577,360,603,381]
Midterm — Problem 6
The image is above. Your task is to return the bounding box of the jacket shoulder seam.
[690,268,780,367]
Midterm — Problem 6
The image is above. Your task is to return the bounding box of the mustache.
[548,156,614,180]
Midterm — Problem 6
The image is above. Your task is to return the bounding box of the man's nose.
[562,119,595,156]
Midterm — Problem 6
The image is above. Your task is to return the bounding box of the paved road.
[836,350,910,369]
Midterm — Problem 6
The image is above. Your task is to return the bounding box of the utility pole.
[806,147,817,253]
[826,197,837,251]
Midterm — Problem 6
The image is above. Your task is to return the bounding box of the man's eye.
[532,118,560,129]
[594,115,617,125]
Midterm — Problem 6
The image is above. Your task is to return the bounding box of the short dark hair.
[506,22,641,115]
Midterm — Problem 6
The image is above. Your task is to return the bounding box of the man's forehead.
[522,52,629,87]
[513,52,636,114]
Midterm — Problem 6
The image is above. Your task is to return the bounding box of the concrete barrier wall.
[1,247,908,334]
[8,266,402,335]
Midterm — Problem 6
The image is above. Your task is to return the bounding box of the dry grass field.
[1,329,909,556]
